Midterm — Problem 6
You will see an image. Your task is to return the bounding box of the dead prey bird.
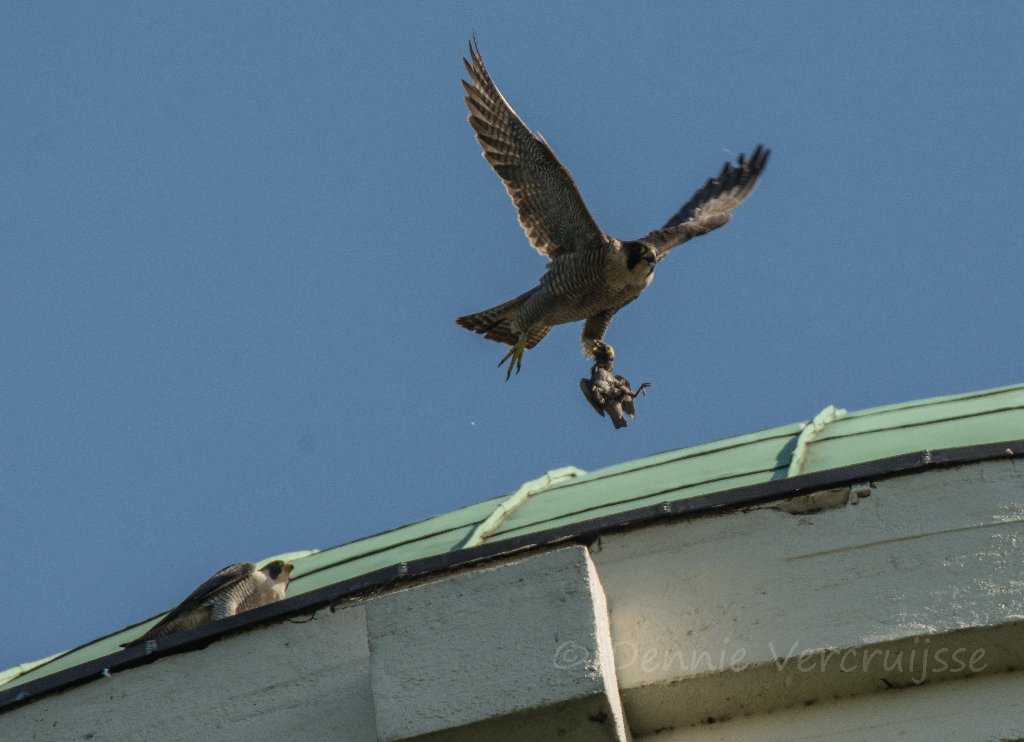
[580,342,650,429]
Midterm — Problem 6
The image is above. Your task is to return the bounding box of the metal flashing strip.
[458,466,586,549]
[1,439,1021,714]
[0,654,66,690]
[836,382,1024,420]
[787,404,846,477]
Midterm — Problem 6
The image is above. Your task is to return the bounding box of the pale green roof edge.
[3,380,1022,692]
[459,466,587,549]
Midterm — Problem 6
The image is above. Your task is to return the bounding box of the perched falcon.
[121,560,293,647]
[455,39,770,379]
[580,342,650,429]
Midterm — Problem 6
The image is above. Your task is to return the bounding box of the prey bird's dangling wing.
[641,145,770,260]
[463,37,607,261]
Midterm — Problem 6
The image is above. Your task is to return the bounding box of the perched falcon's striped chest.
[121,560,294,648]
[203,561,293,620]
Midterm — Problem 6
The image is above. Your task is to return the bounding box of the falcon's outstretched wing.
[641,145,770,260]
[463,38,606,261]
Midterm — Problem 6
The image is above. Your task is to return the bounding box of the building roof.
[2,381,1023,701]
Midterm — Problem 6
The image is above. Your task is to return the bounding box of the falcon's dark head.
[261,560,293,582]
[624,241,657,272]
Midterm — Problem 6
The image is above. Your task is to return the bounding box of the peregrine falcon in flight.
[455,39,770,379]
[122,560,293,647]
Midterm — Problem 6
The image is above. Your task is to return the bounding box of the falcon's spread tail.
[456,288,550,348]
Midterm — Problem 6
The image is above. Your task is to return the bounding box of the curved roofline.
[2,437,1021,714]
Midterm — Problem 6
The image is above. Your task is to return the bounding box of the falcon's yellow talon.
[498,340,527,381]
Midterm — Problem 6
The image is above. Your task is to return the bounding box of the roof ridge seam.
[787,404,847,477]
[457,466,586,549]
[840,384,1024,419]
[815,403,1024,443]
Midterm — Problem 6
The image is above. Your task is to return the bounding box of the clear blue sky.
[3,3,1022,670]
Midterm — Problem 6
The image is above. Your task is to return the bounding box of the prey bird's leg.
[627,382,651,399]
[498,336,528,381]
